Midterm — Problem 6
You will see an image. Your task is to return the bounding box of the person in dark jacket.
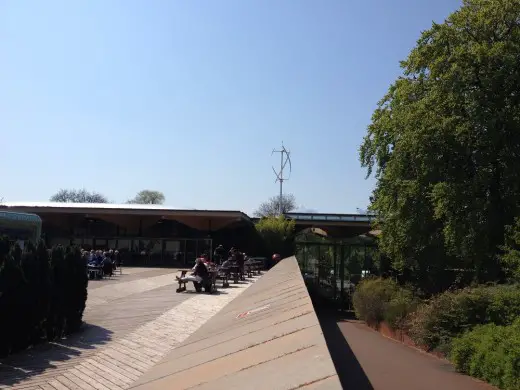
[213,244,226,265]
[235,250,245,275]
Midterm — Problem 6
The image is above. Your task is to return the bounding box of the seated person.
[200,253,210,264]
[102,256,113,276]
[221,256,235,268]
[235,250,245,273]
[89,251,103,267]
[177,258,209,284]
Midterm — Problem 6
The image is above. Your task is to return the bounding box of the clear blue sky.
[1,0,461,215]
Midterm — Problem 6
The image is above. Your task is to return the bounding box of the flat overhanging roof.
[0,211,42,224]
[0,202,252,230]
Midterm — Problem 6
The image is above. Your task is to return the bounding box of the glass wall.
[43,236,212,267]
[295,235,377,310]
[107,237,212,267]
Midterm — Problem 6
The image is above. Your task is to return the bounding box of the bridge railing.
[285,212,375,222]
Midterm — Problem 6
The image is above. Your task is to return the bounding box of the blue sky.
[1,0,461,215]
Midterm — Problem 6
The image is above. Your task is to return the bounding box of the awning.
[0,211,42,224]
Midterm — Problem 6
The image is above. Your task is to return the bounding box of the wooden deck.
[0,268,258,390]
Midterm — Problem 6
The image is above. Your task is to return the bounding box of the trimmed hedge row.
[0,237,88,357]
[352,279,520,389]
[408,285,520,354]
[352,277,417,330]
[451,319,520,390]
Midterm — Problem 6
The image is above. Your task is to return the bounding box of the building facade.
[0,202,253,266]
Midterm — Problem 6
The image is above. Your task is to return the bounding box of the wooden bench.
[176,269,190,293]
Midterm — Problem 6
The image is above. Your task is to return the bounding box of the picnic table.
[87,265,103,279]
[218,263,242,286]
[218,265,238,287]
[244,260,263,277]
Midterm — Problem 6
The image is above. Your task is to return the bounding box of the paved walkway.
[0,268,258,390]
[318,311,497,390]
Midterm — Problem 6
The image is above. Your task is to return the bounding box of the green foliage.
[359,0,520,292]
[384,287,417,331]
[0,238,88,357]
[352,277,416,329]
[451,319,520,390]
[501,217,520,281]
[408,285,520,353]
[255,216,295,257]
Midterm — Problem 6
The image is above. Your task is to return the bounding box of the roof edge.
[0,202,251,220]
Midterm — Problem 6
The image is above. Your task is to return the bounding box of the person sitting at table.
[88,249,96,263]
[102,255,113,277]
[200,253,217,268]
[221,256,234,268]
[176,257,209,284]
[88,251,102,266]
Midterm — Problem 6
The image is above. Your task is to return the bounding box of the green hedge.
[352,277,417,330]
[407,285,520,354]
[450,319,520,390]
[255,216,295,258]
[0,237,88,357]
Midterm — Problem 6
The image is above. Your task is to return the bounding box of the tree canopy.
[359,0,520,290]
[127,190,165,205]
[50,189,108,203]
[255,216,295,257]
[254,194,296,217]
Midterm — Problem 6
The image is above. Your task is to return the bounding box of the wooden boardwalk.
[0,268,258,390]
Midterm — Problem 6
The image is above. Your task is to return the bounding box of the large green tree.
[255,216,295,257]
[360,0,520,289]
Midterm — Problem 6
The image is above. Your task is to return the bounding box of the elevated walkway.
[130,257,341,390]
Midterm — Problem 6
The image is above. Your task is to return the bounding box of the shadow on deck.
[0,323,113,387]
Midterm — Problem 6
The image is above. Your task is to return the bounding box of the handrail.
[285,212,375,222]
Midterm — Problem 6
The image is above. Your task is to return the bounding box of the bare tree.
[254,194,296,217]
[127,190,165,205]
[50,189,108,203]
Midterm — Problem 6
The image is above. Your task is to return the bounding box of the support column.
[333,242,338,302]
[340,244,345,308]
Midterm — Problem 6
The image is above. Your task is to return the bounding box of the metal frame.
[286,212,375,222]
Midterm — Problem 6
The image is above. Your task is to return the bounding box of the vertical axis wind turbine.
[272,142,292,216]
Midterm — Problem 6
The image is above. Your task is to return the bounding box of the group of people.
[82,249,121,277]
[212,245,246,266]
[177,244,247,285]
